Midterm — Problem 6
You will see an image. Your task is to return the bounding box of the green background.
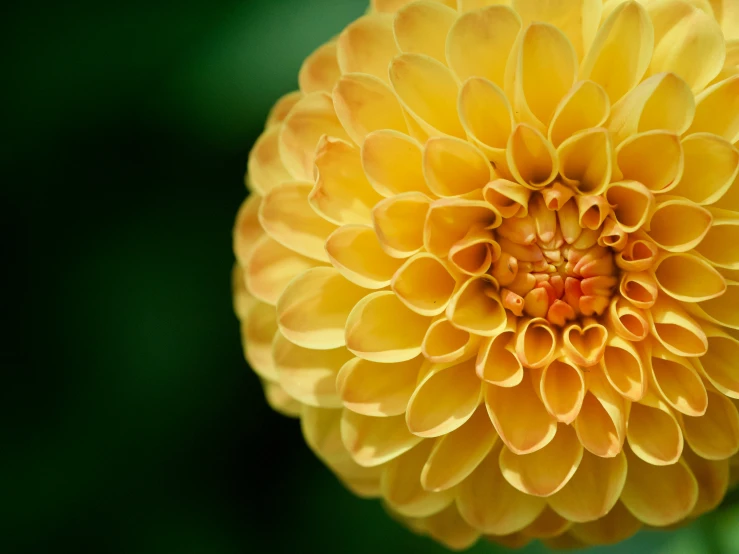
[5,0,738,552]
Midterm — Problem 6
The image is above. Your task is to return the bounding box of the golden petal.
[514,317,557,369]
[345,291,432,362]
[600,334,647,401]
[266,90,303,128]
[393,0,457,63]
[686,280,739,329]
[604,180,654,232]
[484,378,557,455]
[421,405,498,491]
[372,191,431,258]
[448,227,500,276]
[233,194,264,267]
[534,358,586,424]
[272,331,351,408]
[619,271,658,309]
[446,6,522,87]
[382,440,456,517]
[301,406,350,465]
[456,447,547,535]
[246,236,318,306]
[333,73,408,146]
[682,446,730,518]
[671,133,739,205]
[341,409,423,467]
[562,321,608,367]
[279,92,351,181]
[695,207,739,268]
[620,445,698,527]
[548,80,610,148]
[615,130,684,193]
[336,14,399,82]
[447,275,508,336]
[263,380,302,418]
[609,72,695,144]
[648,294,708,357]
[392,253,457,316]
[646,196,712,253]
[579,0,653,102]
[615,232,660,272]
[243,301,279,381]
[389,53,465,137]
[336,356,421,417]
[507,124,559,189]
[549,450,628,523]
[520,506,572,539]
[425,198,501,258]
[276,267,369,349]
[424,505,481,551]
[558,128,613,195]
[423,317,479,364]
[406,358,482,437]
[687,75,739,143]
[607,297,650,342]
[232,265,256,321]
[298,42,341,94]
[653,251,727,302]
[247,125,293,195]
[476,319,523,387]
[693,325,739,397]
[627,392,684,465]
[423,137,494,197]
[499,423,583,497]
[573,370,627,458]
[568,501,642,545]
[362,130,430,197]
[679,390,739,460]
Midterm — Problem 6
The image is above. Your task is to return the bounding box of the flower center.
[491,196,617,326]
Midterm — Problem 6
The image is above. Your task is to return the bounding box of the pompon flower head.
[233,0,739,549]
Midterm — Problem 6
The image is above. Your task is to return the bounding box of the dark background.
[5,0,738,552]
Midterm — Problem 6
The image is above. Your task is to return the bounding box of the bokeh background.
[5,0,739,552]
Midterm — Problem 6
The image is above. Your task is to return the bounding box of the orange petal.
[648,294,708,357]
[627,392,684,465]
[562,321,608,367]
[520,506,572,539]
[568,501,641,545]
[423,505,481,551]
[535,358,586,424]
[600,335,647,401]
[573,370,627,458]
[392,253,457,316]
[446,275,507,336]
[680,390,739,460]
[514,317,557,369]
[422,317,479,364]
[653,251,727,302]
[341,409,423,467]
[647,196,712,253]
[682,446,730,518]
[423,137,494,197]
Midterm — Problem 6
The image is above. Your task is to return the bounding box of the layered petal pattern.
[234,0,739,550]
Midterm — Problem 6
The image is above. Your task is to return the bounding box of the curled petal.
[627,392,684,465]
[679,390,739,460]
[446,6,522,87]
[449,227,500,277]
[604,180,654,232]
[648,2,725,92]
[341,410,423,467]
[273,332,351,408]
[389,53,464,138]
[457,447,547,535]
[504,22,577,130]
[672,133,739,205]
[423,317,478,364]
[514,317,557,369]
[647,196,712,253]
[557,128,612,195]
[695,207,739,269]
[608,72,695,144]
[424,198,501,258]
[601,334,647,402]
[653,251,726,302]
[326,224,404,289]
[336,356,421,417]
[458,77,515,168]
[507,124,559,189]
[298,42,341,94]
[621,446,698,527]
[693,325,739,397]
[382,440,456,518]
[549,450,628,523]
[573,370,627,458]
[562,321,608,368]
[619,271,658,309]
[248,126,293,195]
[499,423,583,497]
[279,92,351,181]
[648,295,708,357]
[333,73,407,145]
[615,131,683,193]
[277,267,368,349]
[485,378,557,455]
[345,291,432,362]
[575,194,610,230]
[687,75,739,143]
[579,0,653,103]
[362,130,430,197]
[568,501,641,545]
[615,233,659,272]
[687,280,739,330]
[336,14,399,82]
[392,253,457,316]
[423,137,494,197]
[406,358,482,437]
[372,192,431,258]
[607,297,649,342]
[393,0,457,63]
[476,318,522,387]
[421,405,498,492]
[311,137,383,225]
[548,80,610,148]
[243,302,278,381]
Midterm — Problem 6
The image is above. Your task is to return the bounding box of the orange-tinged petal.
[248,125,293,195]
[406,358,483,437]
[682,446,730,518]
[447,275,507,336]
[520,506,572,539]
[421,405,498,492]
[423,317,479,364]
[573,370,627,458]
[562,321,608,368]
[568,501,641,545]
[648,294,708,357]
[653,251,727,302]
[276,267,368,349]
[627,392,684,465]
[600,335,647,401]
[336,356,421,417]
[514,317,557,369]
[341,410,423,467]
[534,358,586,424]
[549,450,627,523]
[647,196,712,253]
[621,446,698,527]
[679,390,739,460]
[424,505,481,551]
[393,0,457,63]
[423,137,494,197]
[392,253,457,316]
[345,291,433,362]
[499,423,583,497]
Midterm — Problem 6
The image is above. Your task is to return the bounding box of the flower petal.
[476,318,523,387]
[687,75,739,143]
[345,291,433,362]
[619,271,658,309]
[507,124,559,188]
[277,267,369,349]
[535,358,586,424]
[299,42,341,94]
[423,137,494,197]
[424,197,501,258]
[695,207,739,268]
[653,251,727,302]
[647,196,712,253]
[372,191,431,258]
[447,275,508,336]
[362,130,431,197]
[263,381,302,418]
[694,326,739,398]
[558,128,613,195]
[600,335,647,401]
[520,507,571,539]
[392,253,457,316]
[233,194,264,267]
[301,406,350,465]
[336,356,421,417]
[341,410,423,467]
[628,391,684,465]
[568,501,641,545]
[688,280,739,330]
[683,446,730,518]
[604,180,654,232]
[680,390,739,460]
[615,131,683,193]
[548,80,610,147]
[514,317,557,369]
[648,294,708,357]
[423,317,479,364]
[266,91,303,128]
[248,125,293,195]
[393,0,457,63]
[424,505,481,551]
[242,301,278,381]
[672,133,739,206]
[499,423,583,497]
[573,370,627,458]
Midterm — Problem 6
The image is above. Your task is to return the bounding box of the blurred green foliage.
[5,0,738,553]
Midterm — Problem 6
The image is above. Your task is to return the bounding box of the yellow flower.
[233,0,739,549]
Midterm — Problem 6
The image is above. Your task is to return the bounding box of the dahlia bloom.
[233,0,739,549]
